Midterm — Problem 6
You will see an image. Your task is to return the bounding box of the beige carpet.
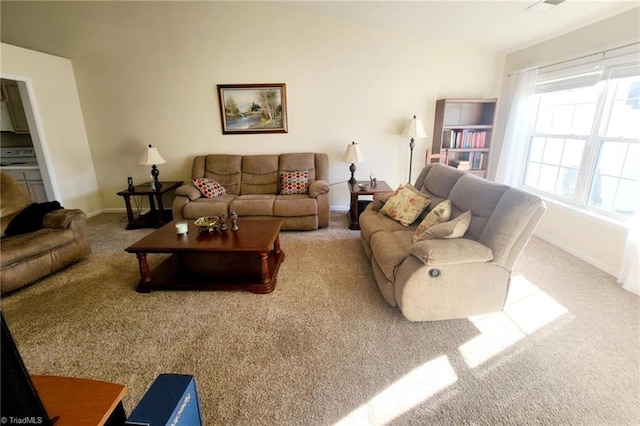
[1,211,638,425]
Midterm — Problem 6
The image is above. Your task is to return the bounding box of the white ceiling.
[282,1,639,53]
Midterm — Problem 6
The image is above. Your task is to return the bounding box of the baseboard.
[96,208,152,215]
[534,230,618,277]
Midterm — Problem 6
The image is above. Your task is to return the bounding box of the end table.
[347,180,393,230]
[116,181,183,229]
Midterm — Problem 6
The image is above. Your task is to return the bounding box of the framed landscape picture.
[217,83,288,134]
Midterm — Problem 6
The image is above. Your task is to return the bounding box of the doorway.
[0,77,56,202]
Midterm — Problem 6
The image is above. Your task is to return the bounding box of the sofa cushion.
[279,153,318,181]
[279,170,308,195]
[182,195,236,219]
[418,164,463,200]
[359,209,408,245]
[241,155,279,195]
[449,174,509,240]
[380,184,431,226]
[193,155,242,195]
[230,194,276,216]
[274,195,317,216]
[409,238,494,266]
[192,178,226,198]
[413,200,452,242]
[370,230,413,281]
[416,210,472,240]
[1,228,75,267]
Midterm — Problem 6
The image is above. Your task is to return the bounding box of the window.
[523,67,640,220]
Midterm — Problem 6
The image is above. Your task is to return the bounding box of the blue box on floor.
[125,374,202,426]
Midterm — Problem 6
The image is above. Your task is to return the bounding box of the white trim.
[1,73,60,202]
[534,229,618,277]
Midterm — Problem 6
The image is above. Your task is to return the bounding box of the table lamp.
[401,115,427,183]
[341,141,365,185]
[139,144,166,190]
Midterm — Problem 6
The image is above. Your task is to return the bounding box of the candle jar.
[175,221,188,235]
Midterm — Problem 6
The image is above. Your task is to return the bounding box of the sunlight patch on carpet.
[459,274,568,368]
[334,355,457,426]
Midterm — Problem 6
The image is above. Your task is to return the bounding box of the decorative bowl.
[194,216,219,233]
[358,183,367,191]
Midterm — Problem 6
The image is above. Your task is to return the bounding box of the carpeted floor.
[1,211,638,425]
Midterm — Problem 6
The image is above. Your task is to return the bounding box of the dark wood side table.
[348,180,393,230]
[116,181,183,230]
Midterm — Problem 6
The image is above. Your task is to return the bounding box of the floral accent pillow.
[415,210,472,241]
[380,184,431,226]
[192,178,226,198]
[280,170,309,195]
[413,200,452,242]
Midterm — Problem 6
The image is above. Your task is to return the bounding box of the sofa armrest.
[369,191,394,212]
[42,209,85,229]
[175,184,202,201]
[409,238,493,266]
[309,180,330,198]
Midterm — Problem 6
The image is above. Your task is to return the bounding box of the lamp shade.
[341,141,365,164]
[138,144,166,165]
[401,115,428,139]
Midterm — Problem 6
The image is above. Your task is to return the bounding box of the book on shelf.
[442,130,452,149]
[447,129,487,149]
[469,152,487,170]
[449,159,471,170]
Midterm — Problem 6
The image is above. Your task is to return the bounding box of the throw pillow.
[380,184,431,227]
[413,199,452,242]
[415,210,472,240]
[192,178,226,198]
[280,170,309,195]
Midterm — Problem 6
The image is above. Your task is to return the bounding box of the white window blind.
[535,43,640,93]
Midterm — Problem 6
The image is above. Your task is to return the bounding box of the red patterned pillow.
[279,170,309,195]
[192,178,226,198]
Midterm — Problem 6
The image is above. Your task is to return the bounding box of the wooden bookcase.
[429,98,497,178]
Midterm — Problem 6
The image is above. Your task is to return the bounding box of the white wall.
[492,8,640,276]
[0,43,102,214]
[0,1,502,210]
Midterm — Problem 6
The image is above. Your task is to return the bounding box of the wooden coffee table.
[125,219,284,294]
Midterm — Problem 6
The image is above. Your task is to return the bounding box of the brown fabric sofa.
[172,153,330,230]
[0,172,91,295]
[359,163,546,321]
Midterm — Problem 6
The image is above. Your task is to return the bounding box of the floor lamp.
[401,115,427,183]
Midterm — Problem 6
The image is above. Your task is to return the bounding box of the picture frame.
[217,83,288,134]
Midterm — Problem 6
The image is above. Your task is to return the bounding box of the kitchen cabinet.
[0,79,30,134]
[3,168,48,203]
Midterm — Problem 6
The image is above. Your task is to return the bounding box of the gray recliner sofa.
[359,163,546,321]
[172,153,330,230]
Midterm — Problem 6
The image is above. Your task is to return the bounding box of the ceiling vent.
[527,0,565,13]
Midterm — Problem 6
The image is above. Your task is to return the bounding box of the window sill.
[536,194,630,230]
